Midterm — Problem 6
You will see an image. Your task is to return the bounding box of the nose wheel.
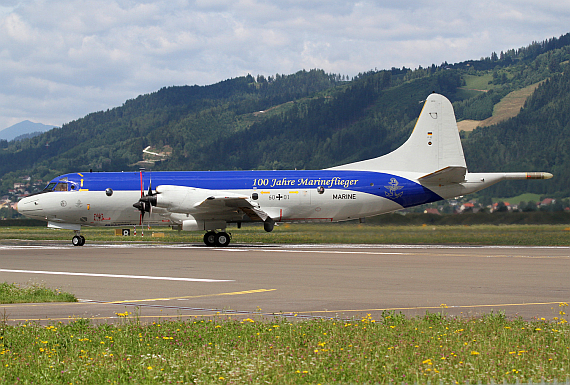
[203,231,230,247]
[72,233,85,246]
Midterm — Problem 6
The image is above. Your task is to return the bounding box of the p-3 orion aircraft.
[17,93,552,247]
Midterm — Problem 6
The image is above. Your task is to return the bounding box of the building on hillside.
[490,202,511,213]
[459,202,475,213]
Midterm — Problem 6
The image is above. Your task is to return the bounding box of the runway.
[0,242,568,324]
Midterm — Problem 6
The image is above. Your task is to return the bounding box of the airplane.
[16,93,552,247]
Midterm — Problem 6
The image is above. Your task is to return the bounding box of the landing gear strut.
[203,231,231,247]
[72,231,85,246]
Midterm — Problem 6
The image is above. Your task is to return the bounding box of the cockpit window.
[43,183,57,192]
[54,182,68,191]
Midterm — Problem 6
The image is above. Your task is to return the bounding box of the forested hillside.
[2,33,570,199]
[464,70,570,197]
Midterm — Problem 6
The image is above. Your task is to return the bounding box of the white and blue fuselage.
[18,169,442,227]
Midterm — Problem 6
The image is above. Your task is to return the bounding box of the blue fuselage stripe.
[53,170,443,208]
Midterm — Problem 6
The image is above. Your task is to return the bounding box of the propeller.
[133,170,157,227]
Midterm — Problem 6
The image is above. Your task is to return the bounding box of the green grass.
[462,73,494,91]
[0,282,77,304]
[0,310,568,383]
[455,88,484,100]
[493,193,542,205]
[1,223,569,246]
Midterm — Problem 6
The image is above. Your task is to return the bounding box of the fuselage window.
[54,182,68,191]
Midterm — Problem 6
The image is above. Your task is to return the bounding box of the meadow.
[0,282,76,304]
[0,222,569,246]
[0,310,568,384]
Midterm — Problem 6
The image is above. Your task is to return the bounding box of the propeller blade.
[134,169,156,227]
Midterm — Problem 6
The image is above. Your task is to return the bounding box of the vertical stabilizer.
[329,93,466,174]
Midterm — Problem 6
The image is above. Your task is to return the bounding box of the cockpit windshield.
[42,179,68,192]
[43,182,57,192]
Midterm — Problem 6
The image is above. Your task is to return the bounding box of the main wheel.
[203,231,217,247]
[214,231,230,247]
[72,235,84,246]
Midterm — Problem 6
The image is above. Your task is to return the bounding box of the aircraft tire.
[79,235,86,246]
[72,235,84,246]
[203,231,217,247]
[214,232,230,247]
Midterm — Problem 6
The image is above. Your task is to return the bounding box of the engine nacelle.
[153,185,196,212]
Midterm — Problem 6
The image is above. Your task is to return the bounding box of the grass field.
[0,282,76,304]
[462,73,494,91]
[456,81,544,133]
[0,311,568,384]
[493,193,542,205]
[1,223,569,246]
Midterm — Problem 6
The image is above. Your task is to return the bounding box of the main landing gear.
[203,231,231,247]
[72,231,85,246]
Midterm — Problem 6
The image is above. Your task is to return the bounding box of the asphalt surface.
[0,241,568,324]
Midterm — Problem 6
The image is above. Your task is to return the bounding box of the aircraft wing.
[153,185,270,222]
[418,166,467,185]
[193,195,270,222]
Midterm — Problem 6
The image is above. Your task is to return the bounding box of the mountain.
[0,120,57,141]
[1,34,570,200]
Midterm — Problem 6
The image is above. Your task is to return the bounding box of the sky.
[1,0,569,131]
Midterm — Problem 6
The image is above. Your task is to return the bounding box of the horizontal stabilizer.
[419,166,467,185]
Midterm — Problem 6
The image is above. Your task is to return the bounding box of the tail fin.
[329,93,466,175]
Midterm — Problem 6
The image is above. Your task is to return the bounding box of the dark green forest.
[3,33,570,199]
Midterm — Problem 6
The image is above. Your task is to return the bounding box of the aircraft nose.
[17,196,43,217]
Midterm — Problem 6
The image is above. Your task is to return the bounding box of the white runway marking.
[2,243,568,250]
[0,268,233,282]
[219,248,406,256]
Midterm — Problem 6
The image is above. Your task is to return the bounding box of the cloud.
[0,0,569,130]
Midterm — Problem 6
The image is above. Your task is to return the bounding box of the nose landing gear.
[72,231,85,246]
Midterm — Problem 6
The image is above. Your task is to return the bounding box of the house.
[424,208,441,215]
[460,202,475,212]
[491,202,511,212]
